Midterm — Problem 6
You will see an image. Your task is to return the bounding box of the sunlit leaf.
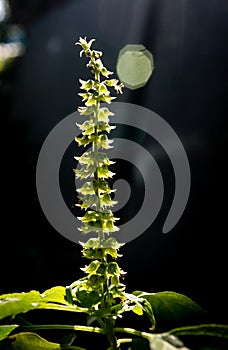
[0,332,87,349]
[0,290,88,321]
[75,290,100,308]
[41,286,68,305]
[87,308,111,326]
[169,324,228,350]
[142,298,156,330]
[0,332,61,350]
[132,304,143,316]
[148,334,189,350]
[0,325,19,341]
[133,291,206,332]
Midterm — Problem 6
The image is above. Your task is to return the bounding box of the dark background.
[1,0,227,335]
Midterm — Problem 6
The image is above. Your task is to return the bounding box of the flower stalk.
[72,37,125,349]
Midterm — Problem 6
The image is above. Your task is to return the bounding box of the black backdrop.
[2,0,228,328]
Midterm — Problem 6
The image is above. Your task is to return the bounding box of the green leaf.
[76,290,100,308]
[87,308,111,326]
[0,332,61,350]
[132,304,143,316]
[169,324,228,350]
[0,332,86,349]
[41,286,68,305]
[142,298,156,330]
[148,334,189,350]
[133,291,206,332]
[122,293,155,329]
[170,324,228,339]
[0,290,41,320]
[0,290,88,320]
[0,325,19,341]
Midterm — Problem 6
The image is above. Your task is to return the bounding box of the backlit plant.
[0,37,227,350]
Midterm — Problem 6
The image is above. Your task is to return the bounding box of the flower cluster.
[74,37,124,246]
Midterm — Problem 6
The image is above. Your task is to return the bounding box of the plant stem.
[21,324,152,340]
[105,317,119,349]
[21,324,105,334]
[114,327,152,340]
[117,338,132,345]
